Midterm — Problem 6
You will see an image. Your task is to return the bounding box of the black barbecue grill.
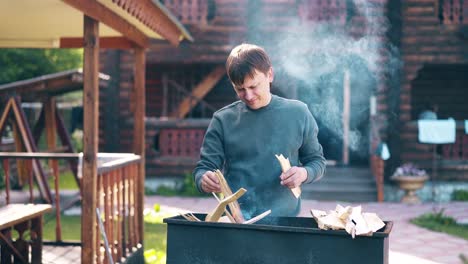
[164,214,392,264]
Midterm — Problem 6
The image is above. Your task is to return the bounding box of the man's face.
[233,68,273,110]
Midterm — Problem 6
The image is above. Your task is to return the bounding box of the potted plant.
[391,163,428,204]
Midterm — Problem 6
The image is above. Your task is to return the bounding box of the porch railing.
[95,153,141,264]
[160,0,212,25]
[442,127,468,160]
[0,152,142,263]
[438,0,468,25]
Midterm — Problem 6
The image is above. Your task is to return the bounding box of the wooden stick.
[342,69,350,165]
[275,154,301,198]
[213,170,245,223]
[205,188,246,222]
[212,192,236,223]
[243,210,271,224]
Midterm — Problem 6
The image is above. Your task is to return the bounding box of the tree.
[0,49,83,84]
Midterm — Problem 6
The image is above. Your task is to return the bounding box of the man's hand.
[201,171,221,193]
[280,166,308,188]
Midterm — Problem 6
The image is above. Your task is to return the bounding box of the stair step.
[303,191,377,202]
[302,166,378,202]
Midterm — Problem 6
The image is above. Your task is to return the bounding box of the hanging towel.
[418,119,456,144]
[465,120,468,134]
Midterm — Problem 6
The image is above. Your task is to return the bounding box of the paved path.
[146,196,468,264]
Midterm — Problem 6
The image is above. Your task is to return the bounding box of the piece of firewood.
[345,206,374,238]
[363,212,385,232]
[275,154,301,198]
[212,192,236,223]
[205,188,246,222]
[243,210,271,224]
[217,216,231,223]
[214,170,245,223]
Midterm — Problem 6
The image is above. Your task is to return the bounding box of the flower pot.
[392,175,428,204]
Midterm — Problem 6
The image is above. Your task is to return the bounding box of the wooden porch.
[1,0,192,263]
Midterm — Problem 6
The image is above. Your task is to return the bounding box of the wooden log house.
[100,0,468,202]
[0,0,191,263]
[100,0,390,201]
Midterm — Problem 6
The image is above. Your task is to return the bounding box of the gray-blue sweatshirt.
[194,94,326,218]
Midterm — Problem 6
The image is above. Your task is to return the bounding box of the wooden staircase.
[302,166,378,202]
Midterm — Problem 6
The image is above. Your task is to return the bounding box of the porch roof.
[0,0,193,48]
[0,69,109,101]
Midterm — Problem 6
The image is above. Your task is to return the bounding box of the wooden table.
[0,204,52,264]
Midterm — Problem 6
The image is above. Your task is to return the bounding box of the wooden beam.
[62,0,149,48]
[133,47,146,244]
[9,98,52,203]
[60,37,134,49]
[43,98,57,166]
[81,15,99,264]
[171,66,225,118]
[342,69,350,165]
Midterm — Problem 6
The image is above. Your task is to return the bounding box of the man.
[193,43,326,218]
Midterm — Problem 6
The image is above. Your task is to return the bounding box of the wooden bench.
[0,204,52,264]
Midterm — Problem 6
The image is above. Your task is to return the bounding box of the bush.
[452,189,468,201]
[146,173,209,197]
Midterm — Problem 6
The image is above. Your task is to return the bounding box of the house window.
[298,0,348,24]
[438,0,468,24]
[160,0,215,25]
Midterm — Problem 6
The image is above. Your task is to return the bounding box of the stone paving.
[146,196,468,264]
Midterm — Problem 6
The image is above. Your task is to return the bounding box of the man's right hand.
[201,171,221,193]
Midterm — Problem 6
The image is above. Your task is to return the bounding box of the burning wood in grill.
[214,169,245,223]
[275,154,301,198]
[180,170,272,224]
[311,204,385,238]
[205,188,246,222]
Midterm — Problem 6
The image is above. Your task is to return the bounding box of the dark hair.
[225,43,272,86]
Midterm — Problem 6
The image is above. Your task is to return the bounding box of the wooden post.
[81,14,99,264]
[133,47,146,245]
[3,159,10,205]
[44,98,62,241]
[30,216,43,264]
[162,73,168,117]
[342,70,350,165]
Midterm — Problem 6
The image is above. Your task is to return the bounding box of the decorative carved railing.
[438,0,468,25]
[159,129,205,158]
[442,127,468,160]
[150,118,210,165]
[160,0,213,25]
[298,0,348,24]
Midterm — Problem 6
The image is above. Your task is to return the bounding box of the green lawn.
[411,212,468,240]
[47,171,79,190]
[42,210,170,263]
[26,170,79,191]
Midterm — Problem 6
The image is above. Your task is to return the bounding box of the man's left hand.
[280,166,308,188]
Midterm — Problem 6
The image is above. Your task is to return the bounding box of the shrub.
[146,172,209,197]
[452,189,468,201]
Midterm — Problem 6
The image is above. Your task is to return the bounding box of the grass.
[25,170,79,191]
[41,206,172,264]
[47,171,79,190]
[411,211,468,241]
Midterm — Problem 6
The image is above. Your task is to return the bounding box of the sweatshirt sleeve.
[193,115,225,192]
[299,105,326,184]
